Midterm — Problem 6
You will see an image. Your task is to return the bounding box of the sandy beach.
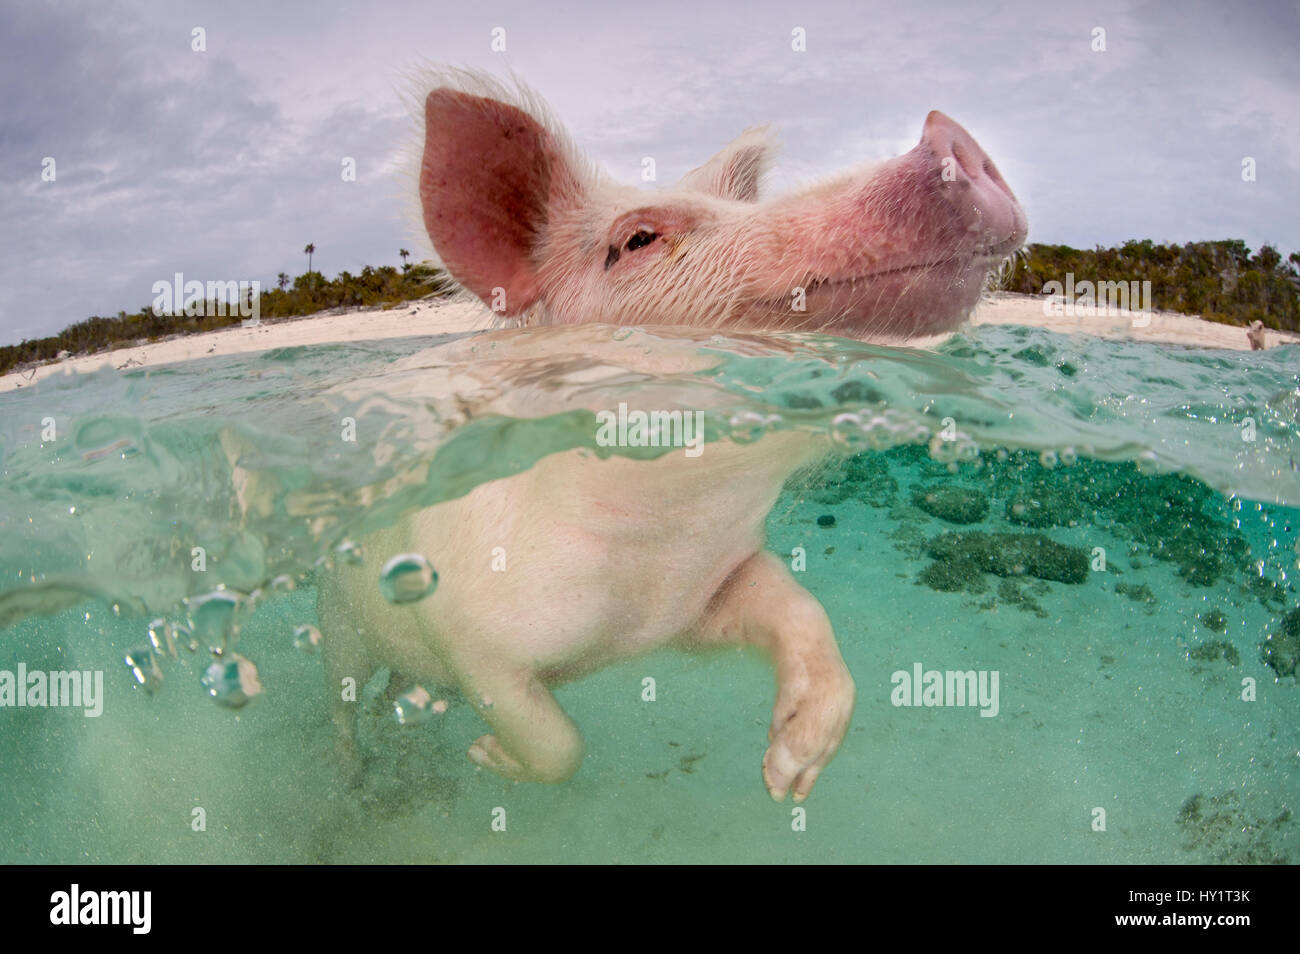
[2,292,1295,394]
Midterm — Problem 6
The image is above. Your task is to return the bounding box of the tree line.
[0,257,454,377]
[3,238,1297,378]
[998,239,1300,331]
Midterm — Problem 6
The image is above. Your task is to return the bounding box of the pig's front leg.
[689,551,855,802]
[457,658,585,783]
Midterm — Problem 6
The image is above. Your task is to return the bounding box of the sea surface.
[0,321,1296,863]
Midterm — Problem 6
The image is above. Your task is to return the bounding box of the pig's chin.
[778,255,999,340]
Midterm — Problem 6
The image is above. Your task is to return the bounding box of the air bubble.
[729,411,777,444]
[147,618,177,660]
[185,589,246,653]
[292,624,322,653]
[830,413,866,449]
[172,621,199,653]
[1039,449,1058,470]
[379,553,438,605]
[125,647,163,693]
[394,685,435,725]
[612,327,634,341]
[335,540,365,566]
[200,654,263,708]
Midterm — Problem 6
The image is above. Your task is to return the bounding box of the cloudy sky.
[1,0,1296,345]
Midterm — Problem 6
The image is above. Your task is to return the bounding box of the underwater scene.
[0,322,1296,864]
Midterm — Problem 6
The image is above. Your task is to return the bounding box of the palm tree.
[399,248,411,273]
[277,272,289,292]
[304,243,316,274]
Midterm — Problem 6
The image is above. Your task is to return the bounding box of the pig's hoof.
[762,669,855,803]
[468,734,529,780]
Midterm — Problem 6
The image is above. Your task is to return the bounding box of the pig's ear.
[677,126,776,202]
[420,87,584,315]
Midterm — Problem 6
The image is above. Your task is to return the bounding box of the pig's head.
[418,71,1026,340]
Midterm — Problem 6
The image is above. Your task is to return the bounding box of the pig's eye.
[625,227,658,252]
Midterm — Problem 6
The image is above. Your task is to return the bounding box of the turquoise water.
[0,322,1295,863]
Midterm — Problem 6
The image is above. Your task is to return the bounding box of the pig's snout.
[920,111,1026,256]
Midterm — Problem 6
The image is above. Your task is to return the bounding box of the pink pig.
[316,70,1026,802]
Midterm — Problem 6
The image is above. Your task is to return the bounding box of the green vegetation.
[922,530,1091,586]
[911,484,990,524]
[1000,239,1300,331]
[0,259,454,377]
[808,443,1284,598]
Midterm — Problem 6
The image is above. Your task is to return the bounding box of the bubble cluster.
[830,413,870,450]
[929,432,980,465]
[124,589,269,708]
[829,410,923,453]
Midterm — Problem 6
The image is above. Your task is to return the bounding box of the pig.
[314,69,1026,802]
[1247,320,1266,350]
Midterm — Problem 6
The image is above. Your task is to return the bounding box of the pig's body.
[314,69,1026,801]
[1248,320,1266,350]
[319,422,849,796]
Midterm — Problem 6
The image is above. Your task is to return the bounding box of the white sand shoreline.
[2,292,1295,394]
